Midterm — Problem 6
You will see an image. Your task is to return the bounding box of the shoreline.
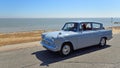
[0,26,120,46]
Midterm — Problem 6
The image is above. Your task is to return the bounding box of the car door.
[77,23,99,49]
[83,30,100,46]
[92,23,103,44]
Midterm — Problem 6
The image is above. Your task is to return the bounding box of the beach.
[107,26,120,34]
[0,30,44,46]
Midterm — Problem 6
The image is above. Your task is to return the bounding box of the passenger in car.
[82,23,87,30]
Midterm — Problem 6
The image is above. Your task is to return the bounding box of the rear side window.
[92,23,101,30]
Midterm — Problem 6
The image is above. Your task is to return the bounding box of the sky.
[0,0,120,18]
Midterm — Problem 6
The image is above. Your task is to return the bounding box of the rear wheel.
[99,38,106,47]
[60,44,72,56]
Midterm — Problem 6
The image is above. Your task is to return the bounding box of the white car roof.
[66,21,102,24]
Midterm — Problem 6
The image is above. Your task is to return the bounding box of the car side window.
[79,23,92,31]
[86,23,92,30]
[92,23,101,30]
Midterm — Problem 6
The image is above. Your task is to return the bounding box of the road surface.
[0,34,120,68]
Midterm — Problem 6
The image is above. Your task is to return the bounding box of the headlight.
[41,34,45,39]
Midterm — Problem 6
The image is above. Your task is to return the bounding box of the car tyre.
[99,38,106,47]
[60,43,72,56]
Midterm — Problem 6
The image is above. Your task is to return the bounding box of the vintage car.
[41,21,112,56]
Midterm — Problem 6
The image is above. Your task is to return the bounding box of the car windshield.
[62,23,78,32]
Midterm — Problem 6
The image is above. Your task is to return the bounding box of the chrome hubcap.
[62,45,70,55]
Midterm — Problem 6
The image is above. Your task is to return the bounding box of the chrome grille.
[42,39,51,45]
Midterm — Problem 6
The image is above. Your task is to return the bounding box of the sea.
[0,18,120,33]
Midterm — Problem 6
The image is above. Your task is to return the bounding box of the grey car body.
[41,21,112,56]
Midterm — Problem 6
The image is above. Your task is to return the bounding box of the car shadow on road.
[32,45,111,66]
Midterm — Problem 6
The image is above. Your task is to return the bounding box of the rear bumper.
[107,35,113,40]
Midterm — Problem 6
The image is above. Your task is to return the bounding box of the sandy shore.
[0,30,44,46]
[106,26,120,34]
[0,26,120,46]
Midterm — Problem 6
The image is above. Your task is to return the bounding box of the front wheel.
[99,38,106,47]
[60,44,72,56]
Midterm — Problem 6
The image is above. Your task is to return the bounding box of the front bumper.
[41,41,59,52]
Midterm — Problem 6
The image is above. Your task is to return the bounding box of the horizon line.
[0,17,119,18]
